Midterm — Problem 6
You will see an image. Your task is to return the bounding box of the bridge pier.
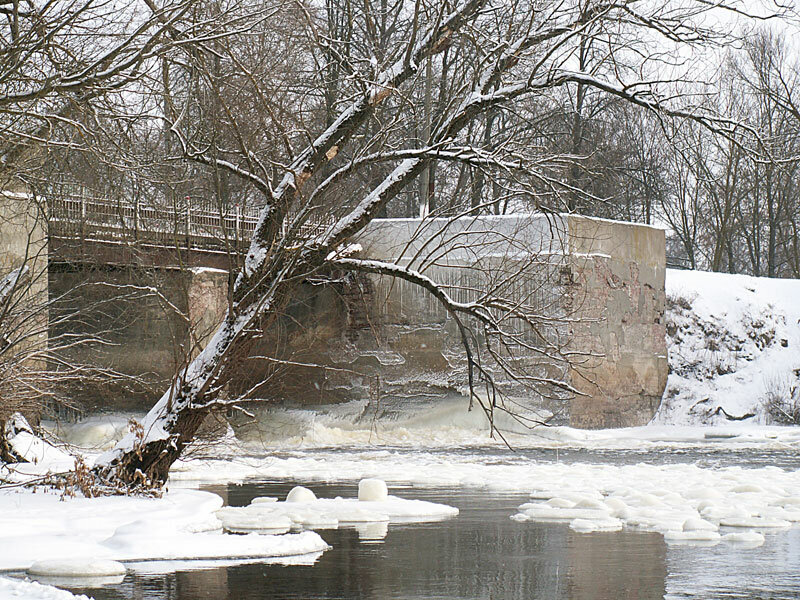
[186,267,229,358]
[46,213,666,429]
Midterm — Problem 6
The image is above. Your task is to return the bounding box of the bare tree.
[78,0,773,489]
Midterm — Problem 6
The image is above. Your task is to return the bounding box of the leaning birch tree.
[87,0,777,488]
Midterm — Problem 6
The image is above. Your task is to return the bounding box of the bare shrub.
[763,374,800,425]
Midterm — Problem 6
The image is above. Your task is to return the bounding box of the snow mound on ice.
[656,269,800,426]
[27,559,126,577]
[358,478,388,502]
[286,486,317,503]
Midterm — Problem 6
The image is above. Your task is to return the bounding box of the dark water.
[37,480,800,600]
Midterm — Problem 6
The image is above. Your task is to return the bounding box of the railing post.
[134,195,140,241]
[80,189,86,242]
[186,196,191,249]
[235,203,241,247]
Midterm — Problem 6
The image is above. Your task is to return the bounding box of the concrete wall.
[0,191,48,362]
[564,216,667,428]
[234,214,667,428]
[47,265,230,412]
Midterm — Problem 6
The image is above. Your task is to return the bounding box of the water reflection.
[48,479,800,599]
[80,482,669,600]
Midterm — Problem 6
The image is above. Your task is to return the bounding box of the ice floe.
[511,462,800,547]
[27,559,126,577]
[0,488,328,572]
[215,479,458,536]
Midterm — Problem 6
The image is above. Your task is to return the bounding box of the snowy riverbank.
[655,269,800,426]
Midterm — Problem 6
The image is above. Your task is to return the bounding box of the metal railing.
[46,188,338,253]
[48,193,262,251]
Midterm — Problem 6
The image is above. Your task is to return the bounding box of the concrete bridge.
[3,189,667,428]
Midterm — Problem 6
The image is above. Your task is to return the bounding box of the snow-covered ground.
[656,269,800,426]
[0,576,91,600]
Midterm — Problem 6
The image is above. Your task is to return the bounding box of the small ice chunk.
[682,518,718,532]
[215,507,293,534]
[573,498,607,510]
[570,518,623,532]
[519,503,612,521]
[286,486,317,503]
[685,487,723,500]
[633,493,664,507]
[546,498,576,509]
[773,497,800,507]
[664,530,721,542]
[27,559,127,577]
[719,516,791,528]
[251,497,279,504]
[282,508,339,528]
[358,479,388,502]
[730,484,764,494]
[722,531,766,545]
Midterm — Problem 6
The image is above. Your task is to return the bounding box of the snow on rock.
[27,560,126,577]
[4,414,74,467]
[656,269,800,426]
[216,480,457,535]
[0,488,328,571]
[0,576,92,600]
